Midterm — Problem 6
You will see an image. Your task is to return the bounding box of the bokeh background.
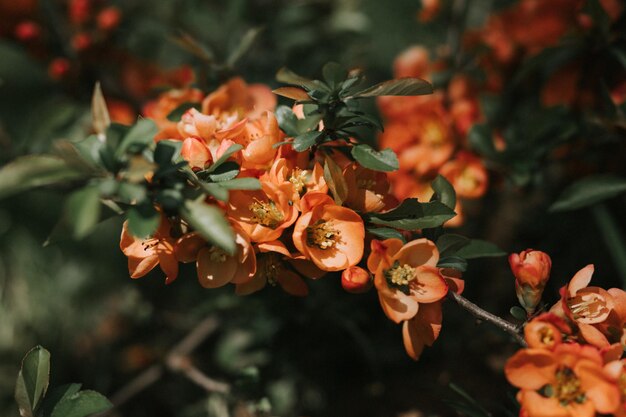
[1,0,625,416]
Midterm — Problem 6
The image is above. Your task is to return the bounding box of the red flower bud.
[341,266,372,294]
[48,58,71,80]
[71,32,92,51]
[97,7,121,31]
[14,20,41,42]
[509,249,551,314]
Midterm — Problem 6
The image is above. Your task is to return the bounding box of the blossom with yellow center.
[249,198,284,229]
[305,220,339,250]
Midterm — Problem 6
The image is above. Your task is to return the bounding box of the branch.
[448,291,527,347]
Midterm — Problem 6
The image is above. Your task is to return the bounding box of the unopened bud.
[341,266,372,294]
[509,249,551,314]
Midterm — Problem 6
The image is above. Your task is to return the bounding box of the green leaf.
[91,82,110,139]
[197,182,229,202]
[208,161,240,182]
[468,124,497,158]
[275,105,299,137]
[50,390,112,417]
[510,306,527,321]
[431,175,456,209]
[436,234,470,258]
[367,227,406,242]
[181,199,236,255]
[276,67,320,91]
[0,155,83,200]
[216,177,261,190]
[322,62,346,89]
[549,175,626,212]
[368,199,456,230]
[272,87,311,102]
[293,131,323,152]
[206,144,243,173]
[437,256,468,272]
[166,102,201,121]
[126,204,160,238]
[324,156,349,205]
[65,185,102,239]
[456,239,506,259]
[351,144,399,172]
[351,78,433,98]
[153,140,182,165]
[15,346,51,417]
[42,383,82,417]
[116,119,158,157]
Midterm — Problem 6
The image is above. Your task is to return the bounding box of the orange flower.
[143,88,204,141]
[201,77,276,120]
[234,111,282,170]
[510,249,552,315]
[554,265,626,348]
[505,343,621,417]
[343,163,393,213]
[228,180,298,243]
[604,360,626,417]
[439,152,488,199]
[393,46,432,79]
[293,193,365,272]
[524,319,564,351]
[263,157,327,204]
[235,240,325,296]
[369,238,447,323]
[119,216,178,284]
[417,0,440,23]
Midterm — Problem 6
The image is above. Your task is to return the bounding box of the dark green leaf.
[0,155,83,200]
[127,204,160,238]
[276,67,320,91]
[352,78,433,98]
[180,199,236,255]
[15,346,51,417]
[198,182,229,202]
[322,62,346,89]
[293,131,323,152]
[206,144,243,173]
[368,199,456,230]
[437,256,468,272]
[468,124,497,158]
[510,306,527,321]
[351,144,399,172]
[436,234,470,258]
[216,177,261,190]
[275,105,299,137]
[65,185,101,240]
[116,119,158,158]
[431,175,456,209]
[42,383,82,417]
[549,175,626,212]
[50,390,112,417]
[154,140,182,165]
[456,239,506,259]
[166,102,201,121]
[208,161,240,182]
[367,227,406,241]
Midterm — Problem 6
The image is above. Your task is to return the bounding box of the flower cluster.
[506,252,626,417]
[377,46,489,226]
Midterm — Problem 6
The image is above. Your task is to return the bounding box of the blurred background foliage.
[1,0,625,416]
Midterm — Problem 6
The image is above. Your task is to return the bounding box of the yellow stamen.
[289,168,309,194]
[423,122,445,147]
[306,220,339,250]
[384,261,416,295]
[538,326,556,348]
[249,198,284,229]
[552,367,585,405]
[259,253,282,286]
[568,293,608,321]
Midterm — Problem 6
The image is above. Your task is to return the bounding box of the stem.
[591,203,626,289]
[449,291,527,346]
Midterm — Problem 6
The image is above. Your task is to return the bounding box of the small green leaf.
[208,161,240,182]
[275,105,299,137]
[437,256,468,272]
[276,67,320,91]
[166,102,201,121]
[324,156,349,205]
[126,204,160,238]
[456,239,506,259]
[367,227,406,242]
[510,306,527,321]
[351,78,433,98]
[15,346,51,417]
[50,390,112,417]
[216,177,261,190]
[351,144,399,172]
[206,144,243,173]
[549,175,626,212]
[180,199,236,255]
[293,131,323,152]
[0,155,83,200]
[116,119,158,157]
[431,175,456,209]
[42,383,82,417]
[65,185,102,239]
[322,62,346,89]
[91,82,110,139]
[367,199,456,230]
[198,182,229,202]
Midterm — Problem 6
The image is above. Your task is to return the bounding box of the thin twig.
[449,291,527,346]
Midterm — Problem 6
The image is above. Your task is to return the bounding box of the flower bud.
[48,58,71,80]
[97,7,121,31]
[509,249,551,315]
[341,266,372,294]
[14,20,41,42]
[181,137,210,170]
